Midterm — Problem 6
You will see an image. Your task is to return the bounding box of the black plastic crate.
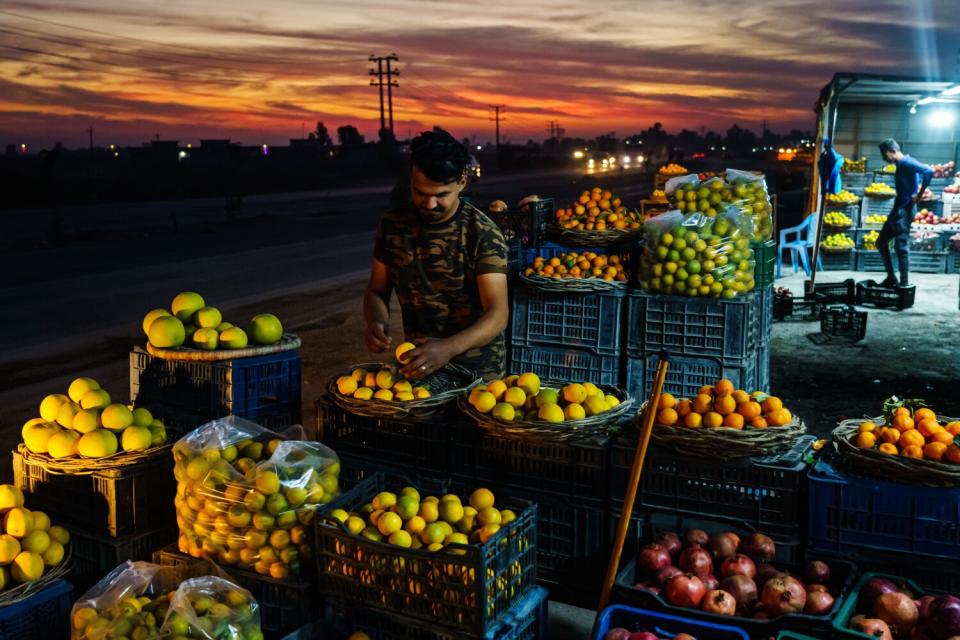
[773,297,820,322]
[130,346,301,422]
[816,548,960,595]
[508,344,620,386]
[624,345,770,401]
[819,249,855,270]
[450,421,610,505]
[315,395,451,478]
[855,280,916,309]
[0,579,73,639]
[510,284,625,355]
[315,472,537,637]
[486,198,553,248]
[70,524,177,593]
[625,290,766,361]
[819,305,867,341]
[155,544,318,639]
[839,172,871,193]
[811,278,856,304]
[12,445,176,538]
[611,436,813,540]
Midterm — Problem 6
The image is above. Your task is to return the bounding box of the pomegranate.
[603,629,631,640]
[761,575,806,616]
[860,577,899,610]
[665,573,707,608]
[916,595,936,620]
[720,574,758,611]
[804,590,835,616]
[678,546,713,578]
[656,565,683,586]
[755,563,782,589]
[738,533,776,563]
[927,595,960,639]
[803,560,831,585]
[701,589,737,616]
[707,531,740,560]
[647,586,661,596]
[873,591,919,635]
[638,543,673,573]
[807,584,829,594]
[719,554,757,579]
[702,574,719,591]
[685,528,709,547]
[657,531,683,558]
[850,615,894,640]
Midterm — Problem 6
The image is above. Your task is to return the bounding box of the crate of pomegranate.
[612,517,856,639]
[832,572,960,640]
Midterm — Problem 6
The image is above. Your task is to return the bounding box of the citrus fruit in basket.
[847,397,960,465]
[656,379,793,431]
[171,291,205,322]
[148,315,186,348]
[249,313,283,345]
[469,372,615,423]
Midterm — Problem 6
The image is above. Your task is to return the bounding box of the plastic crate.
[624,345,770,402]
[818,547,960,594]
[872,171,895,185]
[614,528,855,639]
[130,346,302,422]
[776,632,818,640]
[0,579,73,639]
[449,420,609,504]
[832,572,932,640]
[154,544,318,639]
[625,290,767,361]
[70,524,178,593]
[315,395,450,478]
[328,586,548,640]
[595,604,750,640]
[518,241,637,277]
[757,286,774,339]
[856,248,949,273]
[860,195,894,217]
[611,436,814,540]
[838,173,871,194]
[510,283,625,355]
[751,239,776,290]
[12,445,176,538]
[315,472,537,636]
[855,280,916,309]
[819,249,855,270]
[772,297,820,322]
[486,198,553,248]
[508,344,620,386]
[807,454,960,560]
[819,305,867,342]
[812,278,856,304]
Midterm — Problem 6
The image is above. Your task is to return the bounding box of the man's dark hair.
[410,127,471,184]
[878,138,901,154]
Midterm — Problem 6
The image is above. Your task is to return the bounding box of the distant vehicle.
[468,154,481,182]
[586,153,616,169]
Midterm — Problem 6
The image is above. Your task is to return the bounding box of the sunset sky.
[1,0,958,149]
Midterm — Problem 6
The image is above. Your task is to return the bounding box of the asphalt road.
[1,166,651,364]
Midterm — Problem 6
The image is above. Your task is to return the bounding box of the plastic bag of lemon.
[0,484,70,595]
[22,377,168,460]
[316,476,535,634]
[667,171,774,241]
[172,416,340,579]
[72,561,263,640]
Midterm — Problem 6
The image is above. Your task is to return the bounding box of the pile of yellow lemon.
[466,372,619,423]
[825,190,860,205]
[523,251,628,282]
[863,214,887,226]
[0,485,70,591]
[335,343,432,402]
[865,182,896,196]
[22,378,167,459]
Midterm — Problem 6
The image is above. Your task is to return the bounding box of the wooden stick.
[595,353,669,626]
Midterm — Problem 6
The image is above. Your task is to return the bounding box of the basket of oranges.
[550,186,644,247]
[833,397,960,487]
[520,248,630,293]
[644,378,807,458]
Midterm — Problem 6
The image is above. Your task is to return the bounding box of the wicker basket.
[327,362,479,420]
[146,333,301,361]
[458,384,634,443]
[17,440,176,475]
[517,272,626,293]
[832,418,960,487]
[0,543,72,606]
[819,245,854,254]
[547,224,643,248]
[647,411,807,458]
[825,198,861,207]
[864,192,895,200]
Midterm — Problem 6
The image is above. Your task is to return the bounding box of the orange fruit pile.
[658,163,688,175]
[554,187,642,231]
[655,379,792,430]
[523,250,628,282]
[854,405,960,464]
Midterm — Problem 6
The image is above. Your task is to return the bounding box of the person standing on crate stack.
[364,127,509,380]
[877,138,934,288]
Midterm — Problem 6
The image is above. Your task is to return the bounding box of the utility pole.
[87,127,94,151]
[369,54,400,135]
[546,120,557,139]
[489,105,505,150]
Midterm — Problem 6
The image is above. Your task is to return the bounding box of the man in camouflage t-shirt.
[364,128,509,380]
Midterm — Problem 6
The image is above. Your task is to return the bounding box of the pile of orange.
[854,406,960,463]
[658,163,689,175]
[523,250,628,282]
[554,187,642,231]
[655,379,792,430]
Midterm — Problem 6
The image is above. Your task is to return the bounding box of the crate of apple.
[624,528,852,635]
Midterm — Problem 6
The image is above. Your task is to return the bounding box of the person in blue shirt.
[876,138,934,287]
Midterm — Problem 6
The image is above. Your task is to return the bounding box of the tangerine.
[914,407,936,422]
[946,445,960,464]
[761,396,783,414]
[737,401,762,421]
[676,400,693,417]
[698,385,715,397]
[878,443,899,455]
[923,442,947,462]
[722,413,744,429]
[751,416,768,429]
[947,422,960,436]
[879,428,900,445]
[855,432,877,449]
[657,408,678,426]
[658,393,677,410]
[703,412,723,428]
[714,395,736,416]
[932,430,955,445]
[899,429,925,449]
[894,407,911,417]
[891,414,914,432]
[683,412,703,428]
[858,421,878,433]
[901,445,923,459]
[917,418,942,438]
[715,379,734,396]
[692,394,713,414]
[731,390,750,404]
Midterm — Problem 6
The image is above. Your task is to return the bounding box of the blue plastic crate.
[807,454,960,560]
[820,249,855,270]
[510,283,625,355]
[509,344,620,386]
[595,604,750,640]
[625,289,767,361]
[757,286,774,340]
[861,195,895,217]
[624,344,770,402]
[518,241,636,275]
[130,346,301,423]
[0,579,73,639]
[839,172,871,194]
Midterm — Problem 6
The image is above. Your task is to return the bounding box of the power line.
[489,104,505,150]
[368,53,399,134]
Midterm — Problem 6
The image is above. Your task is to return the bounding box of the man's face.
[882,149,897,164]
[410,166,466,223]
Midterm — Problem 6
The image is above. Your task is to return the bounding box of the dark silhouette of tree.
[312,121,332,147]
[337,125,365,148]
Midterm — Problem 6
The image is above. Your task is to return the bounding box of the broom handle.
[595,354,669,622]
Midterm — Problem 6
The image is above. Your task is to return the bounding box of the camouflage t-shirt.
[374,200,508,379]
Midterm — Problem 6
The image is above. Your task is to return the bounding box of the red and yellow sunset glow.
[1,0,958,148]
